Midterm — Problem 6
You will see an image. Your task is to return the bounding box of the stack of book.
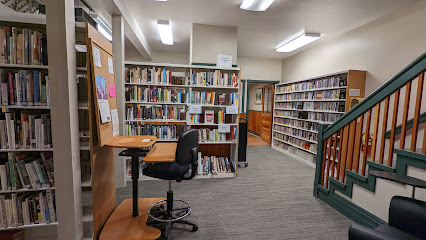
[125,123,185,141]
[0,111,52,149]
[125,67,186,85]
[187,91,216,105]
[0,70,49,106]
[0,152,54,191]
[126,105,184,121]
[0,190,56,228]
[0,26,48,65]
[197,153,236,175]
[190,71,238,87]
[197,128,226,142]
[126,86,185,103]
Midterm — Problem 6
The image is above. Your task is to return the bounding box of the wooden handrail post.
[314,124,326,197]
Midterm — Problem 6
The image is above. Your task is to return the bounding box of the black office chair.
[143,129,199,239]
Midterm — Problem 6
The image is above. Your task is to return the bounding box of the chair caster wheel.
[192,225,198,232]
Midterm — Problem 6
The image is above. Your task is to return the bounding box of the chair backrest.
[175,129,199,166]
[389,196,426,239]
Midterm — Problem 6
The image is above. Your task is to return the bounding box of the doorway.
[243,80,279,145]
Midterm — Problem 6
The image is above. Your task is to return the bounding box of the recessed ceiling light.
[240,0,275,11]
[157,20,173,45]
[276,33,321,52]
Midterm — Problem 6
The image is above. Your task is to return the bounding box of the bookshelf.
[124,62,240,180]
[0,16,57,231]
[272,70,366,167]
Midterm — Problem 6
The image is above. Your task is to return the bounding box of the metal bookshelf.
[272,70,366,167]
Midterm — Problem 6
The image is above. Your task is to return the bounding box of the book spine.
[0,195,5,228]
[46,190,55,222]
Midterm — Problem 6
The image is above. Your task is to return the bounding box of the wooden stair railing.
[314,52,426,195]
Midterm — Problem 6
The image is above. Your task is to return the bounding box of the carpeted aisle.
[116,145,352,239]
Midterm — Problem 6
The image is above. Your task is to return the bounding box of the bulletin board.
[86,24,119,147]
[85,23,118,239]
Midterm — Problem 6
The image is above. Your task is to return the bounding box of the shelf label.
[218,124,230,133]
[226,106,238,114]
[188,105,202,114]
[349,89,360,96]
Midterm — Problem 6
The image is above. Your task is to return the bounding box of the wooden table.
[370,171,426,198]
[105,135,157,217]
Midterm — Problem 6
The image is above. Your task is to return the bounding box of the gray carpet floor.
[116,145,352,239]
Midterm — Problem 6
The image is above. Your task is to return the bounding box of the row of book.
[126,86,186,103]
[0,26,48,66]
[126,105,185,121]
[190,71,238,88]
[197,126,237,143]
[0,70,49,106]
[197,153,236,175]
[273,140,289,151]
[125,67,186,85]
[302,102,345,112]
[0,152,54,191]
[0,190,56,228]
[274,118,319,132]
[187,91,238,106]
[189,111,234,125]
[274,110,341,123]
[273,125,318,142]
[275,89,345,100]
[125,123,186,141]
[273,132,314,151]
[0,112,52,150]
[276,76,347,93]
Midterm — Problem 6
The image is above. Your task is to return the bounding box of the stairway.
[313,52,426,227]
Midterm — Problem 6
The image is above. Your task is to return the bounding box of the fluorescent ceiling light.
[157,20,173,45]
[276,33,321,52]
[240,0,275,11]
[91,15,112,42]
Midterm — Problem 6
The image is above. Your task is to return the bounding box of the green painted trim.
[245,79,280,123]
[367,161,396,172]
[191,62,238,67]
[313,124,326,196]
[394,149,426,161]
[323,52,426,139]
[385,112,426,139]
[248,130,261,136]
[242,80,246,114]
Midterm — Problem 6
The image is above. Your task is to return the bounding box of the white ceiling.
[124,0,414,59]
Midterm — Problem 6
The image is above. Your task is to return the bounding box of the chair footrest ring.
[148,199,191,222]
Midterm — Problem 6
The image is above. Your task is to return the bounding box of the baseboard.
[248,130,260,136]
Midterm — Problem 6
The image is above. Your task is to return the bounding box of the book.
[204,110,214,124]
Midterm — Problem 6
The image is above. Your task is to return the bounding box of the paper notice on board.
[98,99,111,123]
[108,57,114,74]
[349,89,360,96]
[93,46,102,68]
[217,54,232,68]
[111,109,119,136]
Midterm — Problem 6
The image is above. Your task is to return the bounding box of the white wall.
[281,0,426,96]
[239,58,282,81]
[280,0,426,221]
[190,23,238,65]
[125,50,189,64]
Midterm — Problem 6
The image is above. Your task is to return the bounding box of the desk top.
[105,135,157,148]
[370,171,426,189]
[144,143,177,163]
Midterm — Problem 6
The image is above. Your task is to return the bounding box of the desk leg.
[131,152,139,217]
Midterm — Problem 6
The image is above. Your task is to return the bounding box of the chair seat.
[375,225,422,240]
[143,161,190,181]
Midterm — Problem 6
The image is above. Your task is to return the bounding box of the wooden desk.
[144,143,177,163]
[105,135,157,148]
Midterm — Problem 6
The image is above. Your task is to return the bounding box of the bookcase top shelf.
[274,108,345,114]
[0,222,58,232]
[124,61,240,71]
[0,187,55,194]
[0,105,50,110]
[0,63,48,69]
[276,70,349,86]
[275,99,346,102]
[124,83,239,89]
[0,10,46,25]
[0,148,53,152]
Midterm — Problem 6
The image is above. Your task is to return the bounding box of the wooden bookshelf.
[272,70,366,167]
[124,61,240,179]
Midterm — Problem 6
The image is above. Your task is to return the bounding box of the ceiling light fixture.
[157,20,174,45]
[90,14,112,42]
[240,0,275,11]
[276,33,321,52]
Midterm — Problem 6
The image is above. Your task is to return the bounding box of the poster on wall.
[255,88,262,105]
[96,75,111,123]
